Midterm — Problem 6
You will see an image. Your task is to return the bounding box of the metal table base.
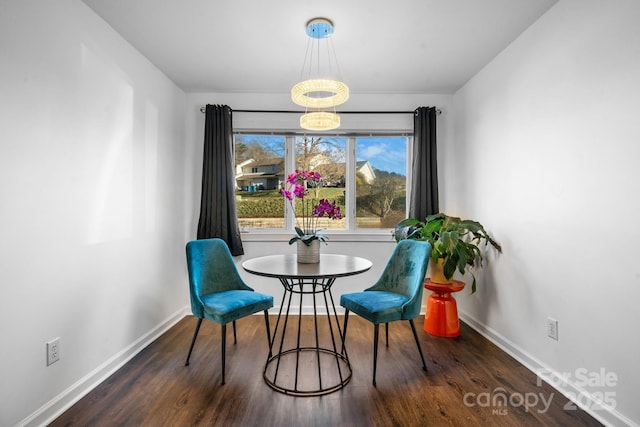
[264,277,351,396]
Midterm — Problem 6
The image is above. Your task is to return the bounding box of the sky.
[236,135,407,175]
[356,136,407,176]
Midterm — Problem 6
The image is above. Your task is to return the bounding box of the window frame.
[234,131,413,242]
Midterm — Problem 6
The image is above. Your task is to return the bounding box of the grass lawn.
[236,188,405,228]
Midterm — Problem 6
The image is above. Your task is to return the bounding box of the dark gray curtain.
[409,106,439,220]
[196,104,244,255]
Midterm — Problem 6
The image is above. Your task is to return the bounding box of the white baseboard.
[19,307,190,427]
[459,311,637,427]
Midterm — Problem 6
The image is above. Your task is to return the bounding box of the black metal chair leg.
[385,322,389,347]
[409,319,427,372]
[221,323,227,385]
[264,310,272,358]
[373,323,380,387]
[185,318,203,366]
[232,320,237,345]
[341,309,350,355]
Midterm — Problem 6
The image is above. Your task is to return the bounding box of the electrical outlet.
[47,338,60,366]
[547,318,558,341]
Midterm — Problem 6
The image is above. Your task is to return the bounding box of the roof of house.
[242,158,284,167]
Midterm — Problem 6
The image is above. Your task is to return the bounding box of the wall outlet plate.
[547,318,558,341]
[47,338,60,366]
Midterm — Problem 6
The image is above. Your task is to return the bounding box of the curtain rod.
[199,107,441,115]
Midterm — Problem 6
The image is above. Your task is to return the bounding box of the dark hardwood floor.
[50,315,601,427]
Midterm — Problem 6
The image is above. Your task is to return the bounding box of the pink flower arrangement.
[281,170,342,245]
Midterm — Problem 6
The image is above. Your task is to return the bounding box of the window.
[355,136,408,229]
[234,135,285,229]
[234,133,410,232]
[295,135,347,231]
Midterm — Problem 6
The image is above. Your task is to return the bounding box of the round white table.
[242,254,372,396]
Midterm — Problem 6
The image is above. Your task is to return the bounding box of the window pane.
[234,135,286,229]
[295,136,346,230]
[355,136,408,229]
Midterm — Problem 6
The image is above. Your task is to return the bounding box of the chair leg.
[373,323,380,387]
[221,323,227,385]
[409,319,427,372]
[264,310,272,358]
[341,309,350,355]
[185,317,203,366]
[385,322,389,347]
[233,320,237,345]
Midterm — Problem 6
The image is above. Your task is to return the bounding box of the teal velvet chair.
[340,239,432,386]
[185,238,274,385]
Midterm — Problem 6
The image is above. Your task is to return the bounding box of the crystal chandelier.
[291,18,349,131]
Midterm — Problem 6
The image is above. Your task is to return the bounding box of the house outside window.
[234,133,409,233]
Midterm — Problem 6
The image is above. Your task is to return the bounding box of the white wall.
[184,92,454,309]
[0,1,189,425]
[451,1,640,425]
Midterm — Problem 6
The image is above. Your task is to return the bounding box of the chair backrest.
[185,238,252,317]
[367,240,432,320]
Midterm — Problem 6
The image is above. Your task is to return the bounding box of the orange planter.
[423,279,465,337]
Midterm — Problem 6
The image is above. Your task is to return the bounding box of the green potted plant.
[393,213,502,293]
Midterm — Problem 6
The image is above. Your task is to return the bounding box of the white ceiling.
[82,0,557,94]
